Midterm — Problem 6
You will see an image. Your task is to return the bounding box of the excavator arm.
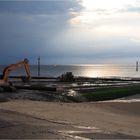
[0,58,31,86]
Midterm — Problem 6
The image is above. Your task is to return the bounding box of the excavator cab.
[21,76,30,83]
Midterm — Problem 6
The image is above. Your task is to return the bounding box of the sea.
[0,64,140,78]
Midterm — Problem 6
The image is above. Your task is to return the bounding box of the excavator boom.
[0,58,31,86]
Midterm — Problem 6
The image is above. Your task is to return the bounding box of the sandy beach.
[0,99,140,139]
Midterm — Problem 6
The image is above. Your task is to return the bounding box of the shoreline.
[9,75,140,80]
[0,77,140,103]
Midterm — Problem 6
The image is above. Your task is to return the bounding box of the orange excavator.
[0,58,31,86]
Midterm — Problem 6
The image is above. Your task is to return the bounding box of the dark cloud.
[0,0,83,64]
[0,1,82,15]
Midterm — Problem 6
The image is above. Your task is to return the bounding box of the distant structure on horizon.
[136,61,138,72]
[38,56,40,76]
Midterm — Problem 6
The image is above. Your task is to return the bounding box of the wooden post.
[136,61,138,72]
[38,56,40,76]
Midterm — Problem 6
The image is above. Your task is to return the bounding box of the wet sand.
[0,100,140,139]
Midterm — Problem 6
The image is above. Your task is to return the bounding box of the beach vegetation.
[78,85,140,101]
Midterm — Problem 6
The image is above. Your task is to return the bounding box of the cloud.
[0,1,82,15]
[0,0,140,64]
[0,0,83,64]
[114,0,140,13]
[123,6,140,13]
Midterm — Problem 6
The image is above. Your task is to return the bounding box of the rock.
[0,87,4,92]
[3,86,17,92]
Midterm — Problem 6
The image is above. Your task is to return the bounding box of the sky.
[0,0,140,64]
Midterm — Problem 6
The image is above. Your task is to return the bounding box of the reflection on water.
[0,64,140,78]
[81,64,138,78]
[67,89,77,96]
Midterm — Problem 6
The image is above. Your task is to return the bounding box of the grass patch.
[79,85,140,101]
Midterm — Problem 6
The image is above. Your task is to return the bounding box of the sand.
[0,99,140,139]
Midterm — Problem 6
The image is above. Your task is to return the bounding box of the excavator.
[0,58,31,87]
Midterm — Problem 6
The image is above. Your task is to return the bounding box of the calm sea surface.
[0,64,140,78]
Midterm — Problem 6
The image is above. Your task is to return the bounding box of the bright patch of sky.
[71,0,139,22]
[70,0,140,39]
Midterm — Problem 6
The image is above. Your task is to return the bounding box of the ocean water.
[0,64,140,78]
